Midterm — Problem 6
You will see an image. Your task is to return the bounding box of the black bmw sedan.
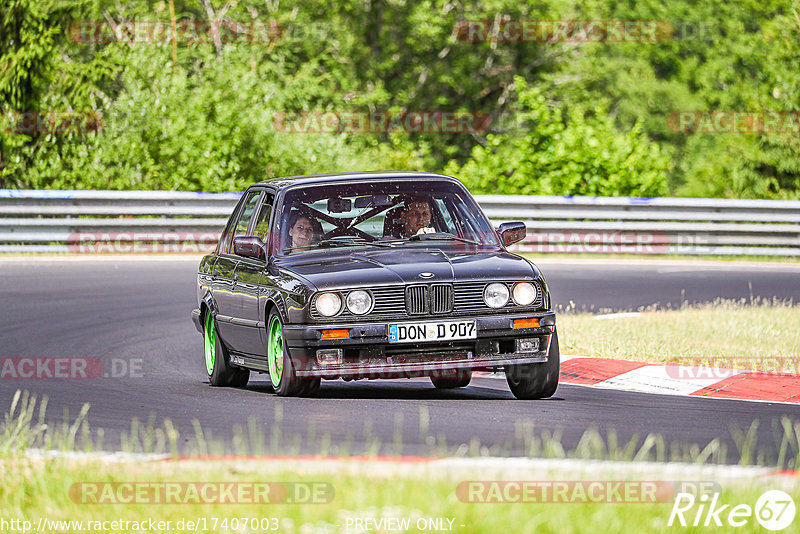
[191,171,559,399]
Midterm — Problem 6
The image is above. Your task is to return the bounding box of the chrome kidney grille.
[405,284,453,315]
[405,285,427,314]
[429,283,454,313]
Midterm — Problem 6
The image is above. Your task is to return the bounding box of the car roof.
[251,171,461,191]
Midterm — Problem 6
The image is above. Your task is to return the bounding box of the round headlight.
[484,283,510,308]
[346,290,372,315]
[315,292,342,317]
[512,282,537,306]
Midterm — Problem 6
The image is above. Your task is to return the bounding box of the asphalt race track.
[1,257,799,462]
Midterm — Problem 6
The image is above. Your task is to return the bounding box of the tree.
[0,0,119,187]
[446,78,669,196]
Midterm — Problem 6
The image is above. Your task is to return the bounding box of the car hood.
[277,246,540,290]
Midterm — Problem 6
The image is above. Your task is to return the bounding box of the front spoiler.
[293,353,550,379]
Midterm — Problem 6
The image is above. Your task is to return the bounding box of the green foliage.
[1,0,799,197]
[446,79,669,196]
[0,0,68,111]
[16,45,375,190]
[542,0,800,198]
[0,0,120,187]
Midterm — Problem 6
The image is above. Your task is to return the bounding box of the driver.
[399,195,436,237]
[286,211,321,251]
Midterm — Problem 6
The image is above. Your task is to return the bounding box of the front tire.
[505,329,560,399]
[267,311,320,397]
[204,311,250,387]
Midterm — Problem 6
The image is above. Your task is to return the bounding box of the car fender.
[192,291,218,335]
[201,291,217,318]
[263,292,289,326]
[260,292,290,353]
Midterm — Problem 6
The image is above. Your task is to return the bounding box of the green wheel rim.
[204,312,216,376]
[268,316,284,388]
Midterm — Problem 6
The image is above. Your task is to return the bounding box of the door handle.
[233,273,239,282]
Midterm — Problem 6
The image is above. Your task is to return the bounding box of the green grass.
[4,454,799,534]
[558,299,800,365]
[4,390,800,531]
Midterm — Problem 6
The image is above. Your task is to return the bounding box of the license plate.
[388,320,477,343]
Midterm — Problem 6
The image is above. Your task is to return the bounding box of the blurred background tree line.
[1,0,798,198]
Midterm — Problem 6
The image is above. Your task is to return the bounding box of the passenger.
[399,195,436,237]
[286,211,320,251]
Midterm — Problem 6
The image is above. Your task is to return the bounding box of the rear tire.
[267,311,320,397]
[204,311,250,387]
[430,369,472,389]
[505,329,560,399]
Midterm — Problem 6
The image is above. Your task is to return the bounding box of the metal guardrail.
[1,189,798,256]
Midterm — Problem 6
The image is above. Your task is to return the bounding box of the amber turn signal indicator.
[512,318,539,329]
[321,329,350,339]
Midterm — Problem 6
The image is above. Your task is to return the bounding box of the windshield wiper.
[315,237,394,248]
[407,233,484,246]
[283,238,393,253]
[281,239,353,253]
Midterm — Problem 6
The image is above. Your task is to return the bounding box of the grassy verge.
[558,299,800,365]
[3,455,798,534]
[4,392,800,532]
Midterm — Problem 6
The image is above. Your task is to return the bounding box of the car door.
[230,191,274,355]
[212,189,262,345]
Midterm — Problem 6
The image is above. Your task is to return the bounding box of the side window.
[216,194,247,254]
[251,193,274,242]
[220,191,260,254]
[233,192,262,239]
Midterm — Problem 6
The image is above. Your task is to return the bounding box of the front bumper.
[283,311,556,379]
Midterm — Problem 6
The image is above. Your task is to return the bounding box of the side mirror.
[233,236,266,260]
[497,221,527,247]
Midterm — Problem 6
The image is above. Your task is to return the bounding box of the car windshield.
[276,179,499,254]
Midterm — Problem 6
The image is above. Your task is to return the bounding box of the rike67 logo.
[669,490,795,531]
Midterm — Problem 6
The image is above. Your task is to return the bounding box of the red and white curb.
[558,355,800,404]
[23,449,796,484]
[478,355,800,403]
